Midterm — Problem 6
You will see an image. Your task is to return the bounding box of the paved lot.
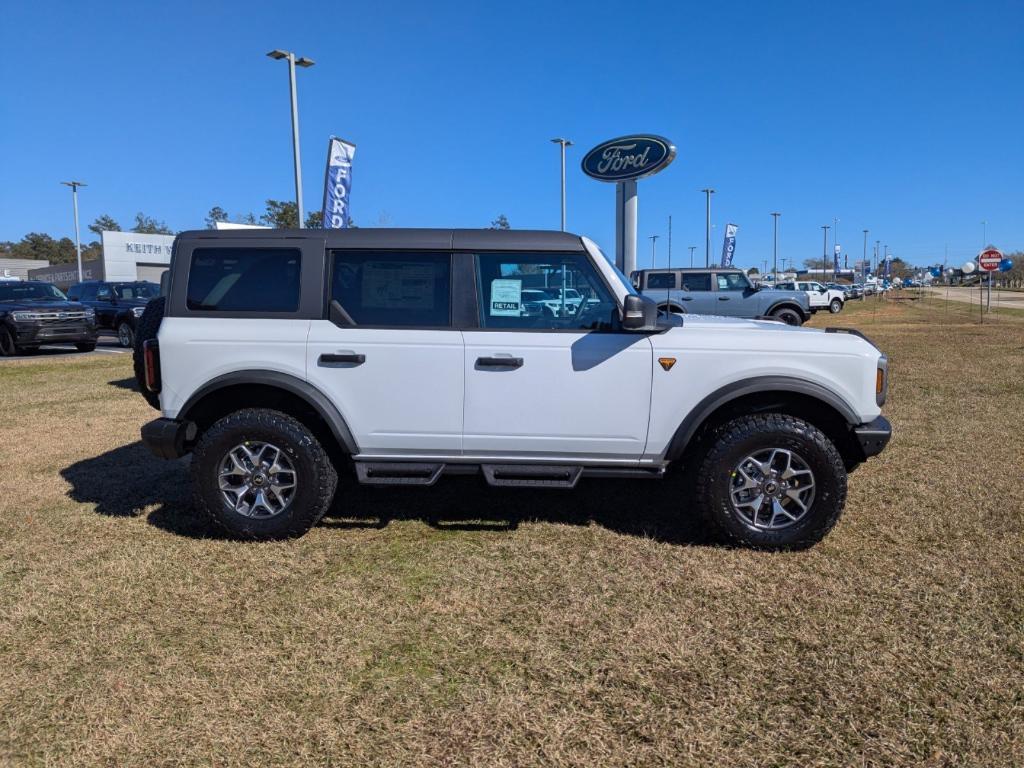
[0,335,130,361]
[927,285,1024,309]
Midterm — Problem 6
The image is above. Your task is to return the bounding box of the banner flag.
[833,245,840,276]
[720,223,738,267]
[322,137,356,229]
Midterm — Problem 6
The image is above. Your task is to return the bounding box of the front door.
[306,250,464,456]
[462,251,653,462]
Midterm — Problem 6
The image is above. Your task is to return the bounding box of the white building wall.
[100,231,174,282]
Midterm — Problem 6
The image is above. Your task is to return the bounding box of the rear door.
[679,271,715,314]
[306,250,465,456]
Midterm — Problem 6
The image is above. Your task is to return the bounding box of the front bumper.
[853,415,892,459]
[141,418,195,460]
[14,321,97,345]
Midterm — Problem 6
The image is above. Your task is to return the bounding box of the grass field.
[1,297,1022,766]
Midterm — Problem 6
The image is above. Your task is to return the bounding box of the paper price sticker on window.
[490,279,522,316]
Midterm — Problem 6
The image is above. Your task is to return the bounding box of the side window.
[67,286,80,300]
[680,273,711,291]
[476,252,617,331]
[717,273,749,291]
[797,282,809,291]
[331,251,451,327]
[96,285,112,300]
[646,272,676,289]
[80,285,98,301]
[187,248,301,312]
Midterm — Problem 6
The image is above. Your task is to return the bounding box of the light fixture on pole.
[821,225,830,279]
[771,212,780,280]
[701,188,715,267]
[550,138,573,231]
[267,49,315,228]
[61,181,87,283]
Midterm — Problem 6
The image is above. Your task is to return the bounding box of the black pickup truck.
[0,281,98,356]
[67,280,159,347]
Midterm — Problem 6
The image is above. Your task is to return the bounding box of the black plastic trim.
[140,418,196,460]
[853,415,892,458]
[177,370,359,454]
[665,376,861,460]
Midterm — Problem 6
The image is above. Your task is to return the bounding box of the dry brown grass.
[1,298,1022,767]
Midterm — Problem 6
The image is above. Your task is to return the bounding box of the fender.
[178,370,359,454]
[765,299,810,319]
[665,375,859,460]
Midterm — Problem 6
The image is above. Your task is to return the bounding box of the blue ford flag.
[322,137,356,229]
[720,223,738,267]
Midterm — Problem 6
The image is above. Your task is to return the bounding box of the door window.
[331,251,451,327]
[475,252,617,330]
[716,273,750,291]
[187,248,301,312]
[645,272,676,289]
[680,273,711,291]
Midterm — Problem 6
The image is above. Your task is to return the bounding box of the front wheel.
[191,408,338,540]
[117,321,135,348]
[771,307,803,326]
[0,327,17,356]
[829,298,843,314]
[692,414,847,550]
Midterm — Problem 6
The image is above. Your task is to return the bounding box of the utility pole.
[688,245,696,267]
[267,49,315,227]
[667,215,672,264]
[771,212,780,281]
[701,188,715,267]
[862,229,868,279]
[550,138,573,231]
[61,181,87,282]
[649,235,659,268]
[821,225,830,280]
[875,240,880,276]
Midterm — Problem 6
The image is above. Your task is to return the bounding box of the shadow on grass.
[108,376,140,392]
[61,442,714,546]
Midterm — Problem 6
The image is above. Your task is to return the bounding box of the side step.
[355,462,444,486]
[481,464,582,489]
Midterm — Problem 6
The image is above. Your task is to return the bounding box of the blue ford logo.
[581,135,676,182]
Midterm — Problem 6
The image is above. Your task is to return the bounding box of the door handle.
[679,296,693,301]
[318,352,365,366]
[718,296,730,301]
[476,356,523,368]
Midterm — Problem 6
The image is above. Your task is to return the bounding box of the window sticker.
[361,262,436,310]
[490,278,522,316]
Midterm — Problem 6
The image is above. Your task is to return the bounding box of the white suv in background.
[135,228,890,550]
[776,280,846,314]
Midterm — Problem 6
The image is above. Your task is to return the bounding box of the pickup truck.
[775,280,846,314]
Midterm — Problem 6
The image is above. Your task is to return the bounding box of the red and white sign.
[978,248,1003,272]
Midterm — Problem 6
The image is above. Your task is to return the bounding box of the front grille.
[33,311,91,323]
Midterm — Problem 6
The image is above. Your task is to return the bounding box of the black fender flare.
[766,301,810,320]
[178,370,359,454]
[664,376,859,460]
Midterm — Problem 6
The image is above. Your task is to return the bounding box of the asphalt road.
[0,335,131,362]
[926,285,1024,309]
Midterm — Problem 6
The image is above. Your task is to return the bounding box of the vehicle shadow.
[60,442,714,546]
[108,376,140,392]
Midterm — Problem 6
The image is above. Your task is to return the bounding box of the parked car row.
[66,280,160,347]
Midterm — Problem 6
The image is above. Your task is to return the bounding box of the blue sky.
[1,0,1021,270]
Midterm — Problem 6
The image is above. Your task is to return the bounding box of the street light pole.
[821,225,830,280]
[701,188,715,267]
[688,245,696,267]
[862,229,868,279]
[771,212,780,280]
[649,235,659,268]
[267,49,314,227]
[550,138,573,231]
[61,181,87,282]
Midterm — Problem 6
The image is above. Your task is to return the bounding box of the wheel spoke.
[218,440,298,519]
[730,447,816,531]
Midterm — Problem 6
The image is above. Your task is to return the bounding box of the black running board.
[355,462,444,486]
[481,464,582,488]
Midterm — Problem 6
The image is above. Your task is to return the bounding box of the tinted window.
[717,273,750,291]
[187,248,301,312]
[0,283,67,302]
[680,273,711,291]
[79,284,98,301]
[331,251,451,327]
[646,272,676,289]
[476,252,617,331]
[114,283,158,300]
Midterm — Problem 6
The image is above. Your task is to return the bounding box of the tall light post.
[821,225,830,279]
[771,212,780,280]
[701,188,715,267]
[688,245,696,267]
[550,138,573,231]
[267,49,315,227]
[61,181,87,282]
[875,240,880,276]
[648,234,659,268]
[862,229,868,278]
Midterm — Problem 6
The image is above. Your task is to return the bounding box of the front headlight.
[10,311,41,322]
[84,307,95,319]
[132,306,145,317]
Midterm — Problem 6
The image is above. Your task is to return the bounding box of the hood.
[0,299,89,313]
[674,314,822,333]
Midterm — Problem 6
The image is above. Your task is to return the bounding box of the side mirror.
[622,294,661,331]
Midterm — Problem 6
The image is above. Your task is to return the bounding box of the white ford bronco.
[137,228,891,549]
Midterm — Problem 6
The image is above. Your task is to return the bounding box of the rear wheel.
[117,321,135,348]
[0,327,17,356]
[692,413,847,550]
[191,408,338,540]
[829,298,843,314]
[771,306,803,326]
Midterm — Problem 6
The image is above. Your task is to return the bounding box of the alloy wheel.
[729,447,816,530]
[218,441,298,518]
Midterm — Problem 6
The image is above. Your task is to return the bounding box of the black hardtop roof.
[178,228,587,252]
[72,279,156,285]
[639,266,745,273]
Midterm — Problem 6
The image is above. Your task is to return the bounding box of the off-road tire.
[771,306,803,326]
[132,297,164,409]
[75,342,96,352]
[829,298,843,314]
[692,413,847,550]
[191,408,338,540]
[0,327,17,356]
[117,321,135,348]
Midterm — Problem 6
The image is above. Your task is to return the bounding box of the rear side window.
[680,273,711,291]
[646,272,676,289]
[331,251,451,327]
[187,248,301,312]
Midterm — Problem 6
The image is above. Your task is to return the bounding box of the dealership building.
[28,231,174,290]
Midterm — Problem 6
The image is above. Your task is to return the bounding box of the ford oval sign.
[581,135,676,182]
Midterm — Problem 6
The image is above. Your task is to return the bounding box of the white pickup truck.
[775,280,846,314]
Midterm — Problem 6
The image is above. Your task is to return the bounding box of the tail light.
[143,339,161,393]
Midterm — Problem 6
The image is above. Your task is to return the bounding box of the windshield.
[113,282,159,300]
[0,283,68,302]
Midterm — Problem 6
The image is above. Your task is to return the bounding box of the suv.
[775,280,846,314]
[633,268,811,325]
[137,229,891,549]
[0,281,97,356]
[67,280,160,347]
